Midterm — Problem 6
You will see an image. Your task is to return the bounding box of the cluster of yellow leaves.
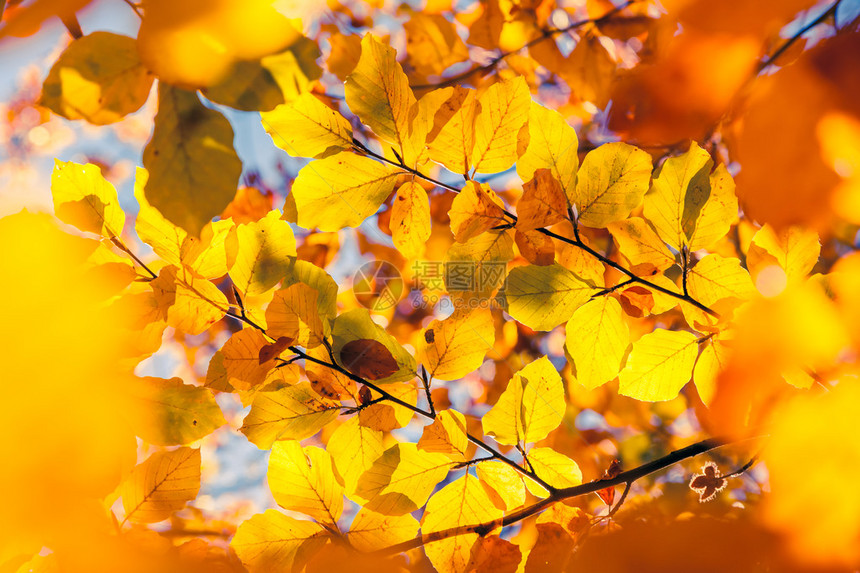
[8,0,860,571]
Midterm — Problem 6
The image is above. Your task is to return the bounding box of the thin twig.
[121,0,144,19]
[757,0,843,72]
[110,236,157,280]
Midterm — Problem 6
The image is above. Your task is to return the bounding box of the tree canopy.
[1,0,859,572]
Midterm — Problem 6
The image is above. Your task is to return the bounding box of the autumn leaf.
[390,181,431,258]
[261,92,353,158]
[355,442,452,515]
[566,296,630,390]
[268,440,344,525]
[142,84,242,236]
[421,473,505,572]
[227,209,297,297]
[150,265,228,336]
[348,508,420,552]
[240,382,341,449]
[449,181,508,242]
[328,417,384,499]
[574,142,652,228]
[419,307,495,381]
[471,76,530,174]
[516,102,579,206]
[52,160,125,238]
[418,409,470,460]
[618,329,699,401]
[291,152,400,231]
[427,86,480,174]
[332,308,417,384]
[340,339,400,381]
[516,169,569,232]
[482,355,565,446]
[607,217,675,275]
[231,509,329,573]
[121,447,201,524]
[127,376,225,446]
[505,263,595,331]
[41,31,152,124]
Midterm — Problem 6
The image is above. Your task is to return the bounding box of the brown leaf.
[515,228,555,266]
[258,336,294,364]
[340,339,399,380]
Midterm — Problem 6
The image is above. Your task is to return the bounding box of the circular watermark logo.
[353,261,405,311]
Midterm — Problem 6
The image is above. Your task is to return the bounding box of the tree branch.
[374,435,760,555]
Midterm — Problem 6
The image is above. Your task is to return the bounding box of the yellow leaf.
[240,382,340,449]
[266,282,325,348]
[332,308,417,384]
[121,447,200,524]
[607,216,675,274]
[150,265,228,335]
[345,34,419,161]
[328,417,384,498]
[142,84,242,236]
[390,181,431,258]
[127,377,225,446]
[358,383,418,431]
[420,307,495,381]
[449,181,508,242]
[418,409,469,460]
[51,160,125,238]
[292,152,399,231]
[446,230,515,305]
[693,334,729,406]
[482,355,565,446]
[427,87,480,174]
[565,297,629,390]
[618,329,699,401]
[283,259,339,328]
[348,508,419,553]
[421,473,505,573]
[261,92,353,158]
[354,442,452,515]
[688,254,755,308]
[404,11,469,77]
[516,102,579,206]
[574,142,652,228]
[134,167,237,280]
[644,141,715,250]
[227,209,297,297]
[527,447,582,494]
[328,32,361,81]
[476,461,526,511]
[230,509,328,573]
[268,440,344,524]
[505,263,595,331]
[516,169,569,232]
[40,31,152,125]
[748,224,820,284]
[206,328,276,391]
[471,76,530,174]
[687,164,738,251]
[557,238,606,285]
[180,218,234,279]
